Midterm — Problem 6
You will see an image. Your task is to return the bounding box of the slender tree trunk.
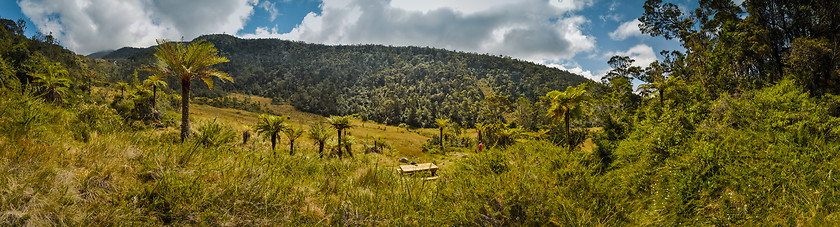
[289,140,295,155]
[152,84,157,109]
[564,109,571,149]
[659,89,664,105]
[270,133,277,152]
[477,129,482,144]
[440,127,445,150]
[318,143,325,158]
[180,80,191,142]
[337,129,343,158]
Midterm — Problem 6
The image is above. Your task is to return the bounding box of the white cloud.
[605,44,658,68]
[18,0,258,54]
[389,0,511,15]
[598,1,622,22]
[241,0,597,65]
[609,19,642,41]
[19,0,601,80]
[548,0,594,12]
[260,0,281,21]
[547,63,596,81]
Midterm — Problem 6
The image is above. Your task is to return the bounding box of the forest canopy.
[97,34,589,127]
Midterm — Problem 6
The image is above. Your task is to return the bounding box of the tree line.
[99,34,588,128]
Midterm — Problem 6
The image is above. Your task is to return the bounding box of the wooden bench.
[397,163,439,180]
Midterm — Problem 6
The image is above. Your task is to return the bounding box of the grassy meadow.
[3,80,840,226]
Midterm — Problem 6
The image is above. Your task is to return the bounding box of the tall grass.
[2,80,840,225]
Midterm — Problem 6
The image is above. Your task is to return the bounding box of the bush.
[192,120,236,147]
[603,79,840,225]
[0,91,48,140]
[74,103,124,133]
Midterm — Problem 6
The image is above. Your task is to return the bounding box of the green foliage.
[597,79,840,225]
[191,95,273,114]
[0,88,47,140]
[282,125,305,155]
[28,60,72,105]
[104,34,588,127]
[141,39,232,142]
[71,103,124,142]
[327,115,354,158]
[640,0,840,96]
[193,120,236,147]
[254,114,288,151]
[308,123,333,158]
[546,83,588,148]
[0,55,20,91]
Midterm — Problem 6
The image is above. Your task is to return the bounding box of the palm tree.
[495,125,523,147]
[255,114,288,153]
[141,39,231,142]
[342,135,356,158]
[326,115,352,158]
[282,125,304,156]
[143,78,168,109]
[114,82,130,99]
[546,84,587,148]
[308,123,333,158]
[371,135,386,152]
[29,62,71,105]
[475,122,489,145]
[435,118,451,150]
[639,73,685,107]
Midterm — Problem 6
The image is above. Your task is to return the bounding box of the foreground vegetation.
[1,83,838,225]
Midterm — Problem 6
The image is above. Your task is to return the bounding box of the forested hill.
[100,34,588,127]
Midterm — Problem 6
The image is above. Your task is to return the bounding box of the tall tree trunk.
[289,140,295,156]
[152,84,157,109]
[318,142,325,158]
[180,80,191,142]
[337,129,343,158]
[270,133,277,152]
[659,89,664,105]
[440,127,445,150]
[564,109,571,149]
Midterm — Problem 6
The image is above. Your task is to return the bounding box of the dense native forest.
[2,0,840,225]
[97,34,588,128]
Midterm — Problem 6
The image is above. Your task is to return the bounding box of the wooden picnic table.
[397,163,438,176]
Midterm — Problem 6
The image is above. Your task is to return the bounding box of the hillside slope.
[101,34,588,127]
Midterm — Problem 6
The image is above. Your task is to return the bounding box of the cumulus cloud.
[609,19,642,41]
[605,44,658,68]
[260,1,281,21]
[19,0,600,79]
[18,0,259,54]
[241,0,596,66]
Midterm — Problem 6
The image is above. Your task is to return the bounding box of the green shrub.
[193,119,236,147]
[0,91,48,140]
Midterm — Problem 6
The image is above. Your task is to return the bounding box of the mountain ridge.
[105,34,589,127]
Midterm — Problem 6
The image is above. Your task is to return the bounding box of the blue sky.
[1,0,698,80]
